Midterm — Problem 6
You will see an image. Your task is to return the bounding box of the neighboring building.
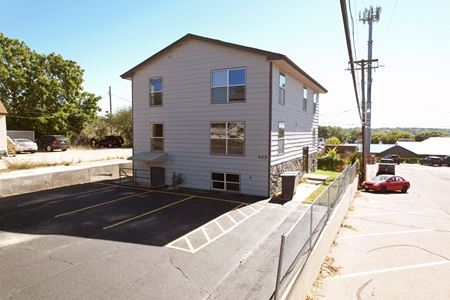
[0,101,8,156]
[370,137,450,158]
[396,137,450,157]
[121,34,327,197]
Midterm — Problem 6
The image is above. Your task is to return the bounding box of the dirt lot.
[0,148,132,170]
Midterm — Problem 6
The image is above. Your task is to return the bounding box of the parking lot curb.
[0,161,131,198]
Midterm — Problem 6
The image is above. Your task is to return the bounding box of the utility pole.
[108,86,113,135]
[360,6,381,162]
[354,59,379,182]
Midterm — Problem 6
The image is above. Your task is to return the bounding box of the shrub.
[317,147,345,171]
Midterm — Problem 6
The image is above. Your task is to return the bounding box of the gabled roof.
[120,34,327,93]
[397,137,450,156]
[0,101,8,115]
[370,144,395,154]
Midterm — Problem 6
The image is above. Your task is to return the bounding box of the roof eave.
[268,56,328,94]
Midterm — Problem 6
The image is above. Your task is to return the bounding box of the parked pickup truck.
[376,158,396,175]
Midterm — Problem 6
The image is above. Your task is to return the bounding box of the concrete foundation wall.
[0,162,131,198]
[283,175,359,300]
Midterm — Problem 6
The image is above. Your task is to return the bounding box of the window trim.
[278,72,286,105]
[210,67,247,104]
[303,87,308,112]
[150,123,164,152]
[278,122,285,155]
[149,77,163,107]
[210,172,241,193]
[313,93,319,113]
[210,121,246,156]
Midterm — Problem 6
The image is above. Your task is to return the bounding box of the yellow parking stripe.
[17,186,113,207]
[102,196,194,230]
[98,182,249,206]
[54,191,152,218]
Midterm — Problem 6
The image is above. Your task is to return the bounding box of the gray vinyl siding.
[132,39,270,196]
[270,63,317,166]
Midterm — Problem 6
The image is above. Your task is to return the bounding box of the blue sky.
[1,0,449,128]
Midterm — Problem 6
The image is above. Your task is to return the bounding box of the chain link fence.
[274,161,359,299]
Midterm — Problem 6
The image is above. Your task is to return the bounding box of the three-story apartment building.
[121,34,327,197]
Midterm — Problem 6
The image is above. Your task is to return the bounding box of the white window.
[211,68,246,103]
[279,73,286,105]
[149,77,163,106]
[210,122,245,155]
[211,172,240,192]
[151,123,164,151]
[303,87,308,111]
[278,122,285,155]
[313,93,319,113]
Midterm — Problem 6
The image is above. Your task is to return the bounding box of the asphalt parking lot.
[2,181,293,299]
[0,182,263,249]
[319,164,450,299]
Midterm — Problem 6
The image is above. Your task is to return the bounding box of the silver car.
[13,138,38,153]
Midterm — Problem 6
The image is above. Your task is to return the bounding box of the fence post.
[327,185,331,220]
[309,205,313,251]
[274,234,286,300]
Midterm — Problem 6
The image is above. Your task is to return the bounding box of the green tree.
[414,131,445,142]
[0,33,100,137]
[371,130,413,144]
[319,126,349,143]
[111,107,132,146]
[325,136,341,145]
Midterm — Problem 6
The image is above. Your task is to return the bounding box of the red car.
[362,175,410,193]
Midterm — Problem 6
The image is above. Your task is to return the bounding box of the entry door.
[151,167,165,187]
[303,147,309,173]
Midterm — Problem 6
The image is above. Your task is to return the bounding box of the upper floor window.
[303,87,308,111]
[210,122,245,155]
[313,93,319,113]
[149,77,163,106]
[211,68,246,103]
[151,123,164,151]
[279,73,286,105]
[278,122,285,155]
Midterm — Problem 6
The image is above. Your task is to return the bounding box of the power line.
[348,0,357,60]
[340,0,362,122]
[112,94,131,102]
[379,0,398,56]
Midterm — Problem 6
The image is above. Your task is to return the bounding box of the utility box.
[281,171,300,201]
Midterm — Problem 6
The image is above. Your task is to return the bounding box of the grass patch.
[5,160,64,170]
[303,169,341,204]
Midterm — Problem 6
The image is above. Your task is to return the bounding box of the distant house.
[0,101,7,156]
[121,34,327,197]
[370,137,450,158]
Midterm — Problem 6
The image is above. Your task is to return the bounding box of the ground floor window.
[211,172,240,192]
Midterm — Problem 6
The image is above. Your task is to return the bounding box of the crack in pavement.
[367,244,450,261]
[167,251,209,296]
[356,278,373,300]
[355,218,426,229]
[47,254,74,266]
